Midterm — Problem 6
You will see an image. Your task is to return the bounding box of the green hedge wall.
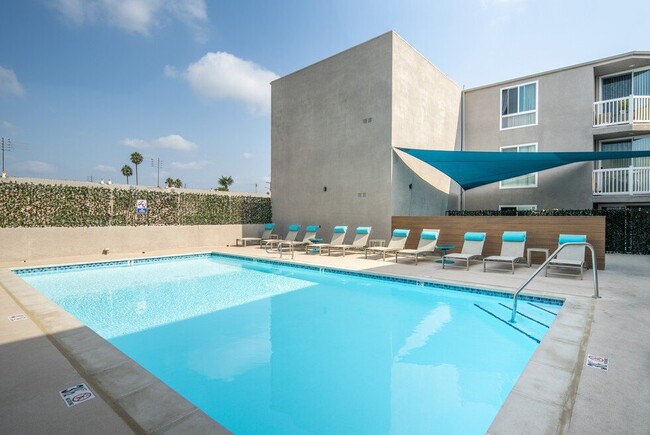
[447,208,650,254]
[0,181,271,228]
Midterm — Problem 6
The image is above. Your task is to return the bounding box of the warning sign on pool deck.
[60,383,96,407]
[586,354,609,371]
[8,313,27,322]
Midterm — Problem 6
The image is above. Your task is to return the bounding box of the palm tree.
[121,165,133,184]
[217,175,234,191]
[130,152,143,185]
[165,177,175,188]
[174,178,183,188]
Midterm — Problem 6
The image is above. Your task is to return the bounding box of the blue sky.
[1,0,648,191]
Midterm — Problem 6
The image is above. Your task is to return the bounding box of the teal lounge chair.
[264,224,300,252]
[395,229,440,265]
[365,229,410,261]
[442,232,487,270]
[309,225,348,255]
[324,226,371,256]
[236,223,276,247]
[545,234,587,279]
[483,231,526,274]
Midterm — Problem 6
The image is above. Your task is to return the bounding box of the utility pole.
[1,137,12,177]
[151,157,162,188]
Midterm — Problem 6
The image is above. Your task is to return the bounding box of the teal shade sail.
[396,148,650,190]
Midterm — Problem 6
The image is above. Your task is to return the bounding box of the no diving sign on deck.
[586,354,609,371]
[60,383,95,407]
[135,199,148,214]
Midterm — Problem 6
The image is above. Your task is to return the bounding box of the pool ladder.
[510,242,599,323]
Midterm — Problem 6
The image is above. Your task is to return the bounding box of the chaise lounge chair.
[264,224,300,252]
[483,231,526,274]
[307,225,347,255]
[278,225,320,258]
[324,226,371,257]
[365,229,410,261]
[545,234,587,279]
[395,229,440,265]
[236,223,276,247]
[442,232,487,270]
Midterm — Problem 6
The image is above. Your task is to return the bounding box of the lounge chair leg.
[511,261,515,274]
[483,260,486,272]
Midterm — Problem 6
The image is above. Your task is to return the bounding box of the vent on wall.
[362,117,372,124]
[357,192,367,198]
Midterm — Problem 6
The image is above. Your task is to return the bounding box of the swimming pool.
[17,253,562,434]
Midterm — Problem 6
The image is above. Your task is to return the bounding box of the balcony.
[593,166,650,195]
[593,95,650,127]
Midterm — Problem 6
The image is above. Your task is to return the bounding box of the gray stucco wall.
[271,33,393,243]
[391,35,462,219]
[462,65,596,210]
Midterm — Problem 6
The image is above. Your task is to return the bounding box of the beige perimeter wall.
[0,224,263,264]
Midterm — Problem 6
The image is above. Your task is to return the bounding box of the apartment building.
[271,31,650,240]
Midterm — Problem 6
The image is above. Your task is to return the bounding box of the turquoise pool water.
[18,254,561,434]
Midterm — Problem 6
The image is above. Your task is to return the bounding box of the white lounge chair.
[483,231,526,274]
[278,225,320,258]
[308,225,347,255]
[236,223,275,247]
[264,224,300,252]
[365,229,410,261]
[442,232,487,270]
[324,226,371,256]
[395,229,440,265]
[545,234,587,279]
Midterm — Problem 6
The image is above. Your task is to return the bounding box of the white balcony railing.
[593,166,650,195]
[593,95,650,127]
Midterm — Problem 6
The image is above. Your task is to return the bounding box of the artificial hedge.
[447,208,650,254]
[0,181,271,228]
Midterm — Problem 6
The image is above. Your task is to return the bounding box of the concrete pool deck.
[0,247,648,434]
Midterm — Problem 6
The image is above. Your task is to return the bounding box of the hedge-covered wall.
[0,181,271,227]
[447,208,650,254]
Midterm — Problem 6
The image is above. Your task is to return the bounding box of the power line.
[1,137,12,177]
[151,157,163,188]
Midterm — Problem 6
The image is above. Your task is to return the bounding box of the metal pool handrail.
[510,242,599,323]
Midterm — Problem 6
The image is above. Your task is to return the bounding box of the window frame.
[500,80,538,130]
[499,143,539,189]
[499,205,538,212]
[598,66,650,101]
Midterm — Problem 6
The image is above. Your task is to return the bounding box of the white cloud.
[121,134,198,151]
[163,64,178,78]
[185,52,278,114]
[16,160,56,174]
[0,66,24,97]
[169,160,211,169]
[95,164,117,172]
[50,0,208,37]
[242,152,254,159]
[1,121,16,131]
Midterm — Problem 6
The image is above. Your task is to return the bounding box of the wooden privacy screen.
[392,216,606,270]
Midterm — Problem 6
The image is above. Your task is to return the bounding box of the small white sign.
[586,354,609,371]
[60,383,96,407]
[135,199,148,214]
[8,313,27,322]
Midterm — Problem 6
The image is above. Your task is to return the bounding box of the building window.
[599,136,650,169]
[500,143,538,188]
[499,205,538,212]
[501,81,538,129]
[600,68,650,100]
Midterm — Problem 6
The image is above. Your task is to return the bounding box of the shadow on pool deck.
[0,248,648,434]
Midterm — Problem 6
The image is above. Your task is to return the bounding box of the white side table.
[369,239,385,248]
[527,248,550,267]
